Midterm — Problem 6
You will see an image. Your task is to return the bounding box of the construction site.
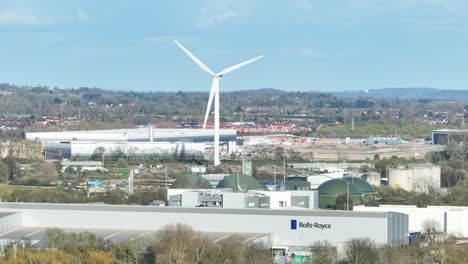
[243,135,445,161]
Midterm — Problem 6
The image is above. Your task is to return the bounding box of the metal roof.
[0,212,15,218]
[216,174,264,190]
[0,226,269,248]
[432,129,468,133]
[317,179,362,197]
[27,128,237,142]
[342,177,376,194]
[0,202,396,218]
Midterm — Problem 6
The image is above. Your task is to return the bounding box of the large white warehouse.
[0,202,408,250]
[26,127,238,160]
[26,127,237,143]
[354,204,468,237]
[46,141,207,160]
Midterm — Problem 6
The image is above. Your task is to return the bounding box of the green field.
[83,168,131,180]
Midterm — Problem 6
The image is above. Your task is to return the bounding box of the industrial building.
[45,141,207,160]
[26,127,237,143]
[387,164,441,192]
[432,129,468,145]
[258,177,311,191]
[61,160,107,172]
[167,189,319,209]
[26,127,238,160]
[0,202,409,253]
[354,205,468,237]
[307,169,345,189]
[363,137,403,145]
[174,173,377,211]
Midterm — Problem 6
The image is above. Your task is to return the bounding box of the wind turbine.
[175,40,263,166]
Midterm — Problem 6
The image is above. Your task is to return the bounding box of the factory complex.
[0,202,408,257]
[167,189,319,209]
[15,127,467,259]
[26,127,238,160]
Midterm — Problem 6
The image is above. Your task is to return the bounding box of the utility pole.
[274,166,277,190]
[165,167,168,189]
[351,118,355,131]
[237,167,240,191]
[462,108,465,128]
[283,155,286,190]
[346,182,349,211]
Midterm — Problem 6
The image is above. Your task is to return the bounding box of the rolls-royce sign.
[291,219,331,230]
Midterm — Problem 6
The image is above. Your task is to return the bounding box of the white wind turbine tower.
[175,40,263,166]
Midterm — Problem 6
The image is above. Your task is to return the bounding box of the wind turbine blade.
[203,78,217,129]
[174,40,215,76]
[217,55,263,76]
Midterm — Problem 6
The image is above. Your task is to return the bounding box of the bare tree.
[0,160,9,183]
[91,146,106,161]
[38,162,58,182]
[310,240,336,264]
[151,224,273,264]
[380,245,406,264]
[151,224,212,264]
[421,219,443,244]
[343,238,379,264]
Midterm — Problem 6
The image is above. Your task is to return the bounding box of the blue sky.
[1,0,468,92]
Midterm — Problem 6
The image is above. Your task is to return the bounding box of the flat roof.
[0,226,268,248]
[0,202,394,218]
[26,128,237,139]
[433,129,468,133]
[0,212,15,218]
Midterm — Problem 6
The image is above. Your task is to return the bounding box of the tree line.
[1,224,274,264]
[2,224,468,263]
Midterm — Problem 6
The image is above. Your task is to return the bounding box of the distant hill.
[332,88,468,100]
[225,88,286,96]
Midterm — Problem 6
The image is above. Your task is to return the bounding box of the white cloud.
[289,0,313,10]
[76,8,89,21]
[200,8,236,25]
[194,0,248,28]
[0,10,49,26]
[141,36,192,46]
[289,48,323,58]
[297,48,322,57]
[346,0,468,15]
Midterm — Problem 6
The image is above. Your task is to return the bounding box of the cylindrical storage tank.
[317,179,362,209]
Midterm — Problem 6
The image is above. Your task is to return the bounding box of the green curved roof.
[318,178,363,209]
[173,174,211,189]
[216,174,264,191]
[342,177,376,194]
[317,179,362,197]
